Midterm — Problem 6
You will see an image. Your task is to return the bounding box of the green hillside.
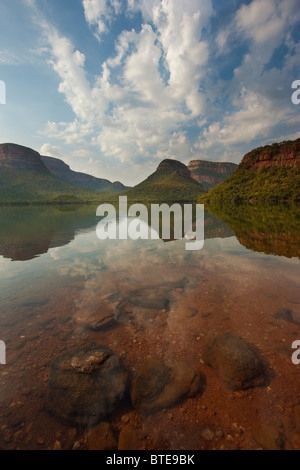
[200,167,300,203]
[0,167,105,204]
[200,140,300,203]
[206,203,300,258]
[121,159,205,202]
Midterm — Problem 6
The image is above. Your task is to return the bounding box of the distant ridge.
[188,160,238,190]
[0,143,131,204]
[0,143,105,203]
[41,155,128,192]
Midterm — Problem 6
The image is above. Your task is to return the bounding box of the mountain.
[0,143,105,204]
[0,143,51,174]
[0,205,98,261]
[0,206,234,262]
[0,144,204,204]
[201,139,300,203]
[41,155,128,192]
[206,203,300,259]
[188,160,238,190]
[122,159,205,202]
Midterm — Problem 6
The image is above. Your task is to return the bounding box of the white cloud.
[123,25,168,106]
[217,0,299,62]
[47,32,101,123]
[196,87,300,151]
[83,0,123,39]
[35,0,214,177]
[236,0,297,44]
[131,0,212,115]
[22,0,300,183]
[202,0,300,157]
[0,50,24,65]
[40,143,64,158]
[41,120,94,145]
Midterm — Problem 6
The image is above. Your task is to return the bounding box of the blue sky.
[0,0,299,185]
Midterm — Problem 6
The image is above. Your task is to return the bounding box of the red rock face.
[241,139,300,170]
[188,161,237,174]
[188,161,238,188]
[0,143,49,174]
[191,174,226,186]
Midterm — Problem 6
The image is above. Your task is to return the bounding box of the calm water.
[0,204,299,450]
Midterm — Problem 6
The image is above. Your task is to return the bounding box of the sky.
[0,0,300,186]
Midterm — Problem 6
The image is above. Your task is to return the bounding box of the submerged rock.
[200,427,214,442]
[71,350,110,373]
[294,405,300,433]
[253,423,285,450]
[131,359,206,414]
[129,287,169,310]
[118,425,143,451]
[115,300,168,329]
[87,422,117,451]
[53,441,62,451]
[204,333,266,390]
[46,345,128,426]
[274,308,300,325]
[74,302,117,331]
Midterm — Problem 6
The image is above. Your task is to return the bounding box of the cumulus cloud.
[47,32,102,123]
[23,0,300,183]
[218,0,299,48]
[83,0,123,40]
[40,143,65,158]
[236,0,298,44]
[128,0,212,115]
[35,0,213,177]
[197,0,300,157]
[42,120,94,145]
[196,88,297,152]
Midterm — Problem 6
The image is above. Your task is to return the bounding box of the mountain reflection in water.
[0,203,299,450]
[206,203,300,259]
[1,203,298,261]
[0,204,234,261]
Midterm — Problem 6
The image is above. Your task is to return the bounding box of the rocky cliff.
[241,139,300,170]
[201,138,300,203]
[0,143,50,174]
[188,160,238,189]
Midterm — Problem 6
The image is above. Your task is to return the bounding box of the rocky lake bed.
[0,206,299,450]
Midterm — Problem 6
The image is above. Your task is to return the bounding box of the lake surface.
[0,204,299,450]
